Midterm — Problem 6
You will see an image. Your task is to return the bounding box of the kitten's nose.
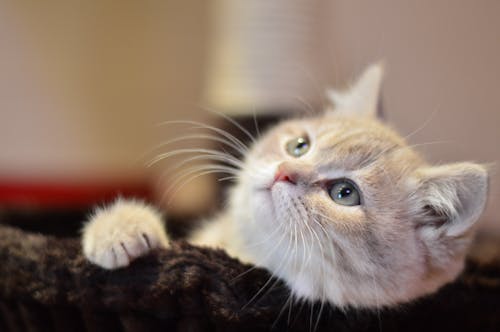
[273,163,298,185]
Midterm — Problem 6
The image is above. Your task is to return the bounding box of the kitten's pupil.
[286,137,310,157]
[338,187,352,199]
[295,140,307,155]
[329,181,361,206]
[296,140,307,149]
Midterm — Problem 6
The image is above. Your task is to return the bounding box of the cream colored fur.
[82,199,168,269]
[82,64,488,308]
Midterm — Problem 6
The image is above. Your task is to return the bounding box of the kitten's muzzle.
[269,162,322,190]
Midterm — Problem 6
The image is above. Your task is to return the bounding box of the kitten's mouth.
[254,182,285,193]
[253,178,280,192]
[254,172,296,192]
[260,180,289,192]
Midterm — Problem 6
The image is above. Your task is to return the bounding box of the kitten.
[82,64,488,308]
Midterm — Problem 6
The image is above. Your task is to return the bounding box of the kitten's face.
[229,65,488,308]
[232,114,428,307]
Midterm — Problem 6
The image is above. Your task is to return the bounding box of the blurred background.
[0,0,499,234]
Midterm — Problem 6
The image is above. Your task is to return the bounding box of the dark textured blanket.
[1,222,500,332]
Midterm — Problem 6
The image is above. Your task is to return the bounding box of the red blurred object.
[0,180,152,208]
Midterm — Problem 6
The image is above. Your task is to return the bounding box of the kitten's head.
[230,64,488,308]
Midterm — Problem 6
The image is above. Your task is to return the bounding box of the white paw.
[82,200,169,269]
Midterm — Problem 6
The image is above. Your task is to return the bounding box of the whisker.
[287,294,295,326]
[271,292,294,329]
[241,216,294,309]
[161,166,237,206]
[292,95,316,115]
[290,62,327,113]
[152,133,248,157]
[164,170,235,206]
[313,300,326,332]
[200,107,258,144]
[230,220,289,283]
[290,214,299,273]
[147,148,243,168]
[240,252,288,310]
[252,106,261,138]
[165,153,244,173]
[241,221,287,251]
[405,140,453,150]
[290,197,311,268]
[358,139,453,171]
[217,175,239,182]
[402,105,440,142]
[166,164,238,190]
[156,120,249,153]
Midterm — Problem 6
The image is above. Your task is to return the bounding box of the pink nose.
[274,164,297,184]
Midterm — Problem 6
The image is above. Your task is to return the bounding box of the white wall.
[321,0,500,231]
[0,1,210,183]
[1,1,499,230]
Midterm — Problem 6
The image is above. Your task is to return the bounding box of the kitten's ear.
[414,163,488,238]
[326,63,384,117]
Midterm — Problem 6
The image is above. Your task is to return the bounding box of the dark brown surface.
[0,218,500,332]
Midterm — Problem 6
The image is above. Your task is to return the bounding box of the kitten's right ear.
[326,63,384,118]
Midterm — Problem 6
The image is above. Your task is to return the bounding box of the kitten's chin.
[231,182,275,223]
[253,190,276,218]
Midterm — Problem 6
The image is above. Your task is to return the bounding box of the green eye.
[329,180,361,206]
[286,137,310,157]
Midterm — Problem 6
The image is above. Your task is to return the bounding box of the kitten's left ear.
[326,63,384,117]
[414,163,489,238]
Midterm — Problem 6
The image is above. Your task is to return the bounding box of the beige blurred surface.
[322,1,500,231]
[0,1,498,229]
[0,1,210,183]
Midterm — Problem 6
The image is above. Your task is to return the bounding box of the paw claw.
[142,233,152,249]
[120,242,132,260]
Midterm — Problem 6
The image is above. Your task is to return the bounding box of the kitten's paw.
[82,200,169,269]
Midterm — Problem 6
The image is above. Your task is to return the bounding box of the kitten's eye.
[286,136,310,157]
[328,180,361,206]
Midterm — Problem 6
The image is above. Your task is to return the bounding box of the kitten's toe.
[115,243,132,268]
[96,246,118,269]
